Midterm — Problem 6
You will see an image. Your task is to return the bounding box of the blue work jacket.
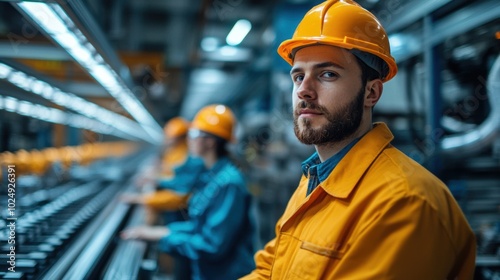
[159,157,257,280]
[156,155,205,194]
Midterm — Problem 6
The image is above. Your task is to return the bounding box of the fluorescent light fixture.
[226,19,252,46]
[191,68,226,85]
[220,46,239,56]
[389,34,405,49]
[0,63,11,78]
[0,62,146,142]
[388,33,421,62]
[0,95,129,138]
[203,46,252,62]
[16,1,163,144]
[201,37,219,52]
[4,96,17,112]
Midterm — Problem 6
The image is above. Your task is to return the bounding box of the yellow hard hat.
[277,0,398,82]
[191,104,235,142]
[164,117,190,138]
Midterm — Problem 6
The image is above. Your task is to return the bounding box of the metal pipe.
[441,54,500,157]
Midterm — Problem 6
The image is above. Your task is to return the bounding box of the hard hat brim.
[278,38,398,82]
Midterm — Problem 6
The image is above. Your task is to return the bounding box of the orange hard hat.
[277,0,398,82]
[164,117,190,138]
[191,104,235,142]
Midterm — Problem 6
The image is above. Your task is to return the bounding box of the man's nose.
[296,76,317,101]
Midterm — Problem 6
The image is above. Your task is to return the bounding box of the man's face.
[290,45,365,145]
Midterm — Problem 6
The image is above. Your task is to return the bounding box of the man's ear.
[365,79,383,108]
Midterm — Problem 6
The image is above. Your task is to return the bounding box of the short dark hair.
[354,56,382,85]
[211,135,229,158]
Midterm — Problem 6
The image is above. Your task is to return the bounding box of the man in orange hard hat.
[241,0,475,279]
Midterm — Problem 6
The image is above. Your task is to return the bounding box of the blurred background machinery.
[0,0,499,278]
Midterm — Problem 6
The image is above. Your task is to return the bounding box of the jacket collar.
[320,122,394,199]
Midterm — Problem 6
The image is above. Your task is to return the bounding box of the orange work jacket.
[145,141,190,210]
[242,123,476,279]
[160,141,188,177]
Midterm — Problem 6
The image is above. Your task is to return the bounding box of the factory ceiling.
[0,0,383,122]
[0,0,497,144]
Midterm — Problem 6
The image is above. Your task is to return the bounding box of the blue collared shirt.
[301,139,360,196]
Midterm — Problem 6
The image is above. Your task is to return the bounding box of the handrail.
[61,186,129,280]
[102,206,148,280]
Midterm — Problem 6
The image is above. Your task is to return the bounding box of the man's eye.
[293,75,304,82]
[322,71,338,78]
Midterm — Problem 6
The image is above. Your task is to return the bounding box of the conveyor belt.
[0,147,158,280]
[102,206,148,280]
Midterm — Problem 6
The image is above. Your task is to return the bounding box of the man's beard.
[293,87,364,145]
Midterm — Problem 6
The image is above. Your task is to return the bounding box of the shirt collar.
[301,138,361,182]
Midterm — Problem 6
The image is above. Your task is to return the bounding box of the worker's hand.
[134,176,155,190]
[120,193,144,204]
[120,225,170,241]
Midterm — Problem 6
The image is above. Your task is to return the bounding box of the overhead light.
[0,62,146,142]
[389,34,405,49]
[201,37,219,52]
[203,46,252,62]
[388,33,421,62]
[226,19,252,46]
[15,1,163,144]
[0,95,131,138]
[191,68,226,85]
[220,46,239,56]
